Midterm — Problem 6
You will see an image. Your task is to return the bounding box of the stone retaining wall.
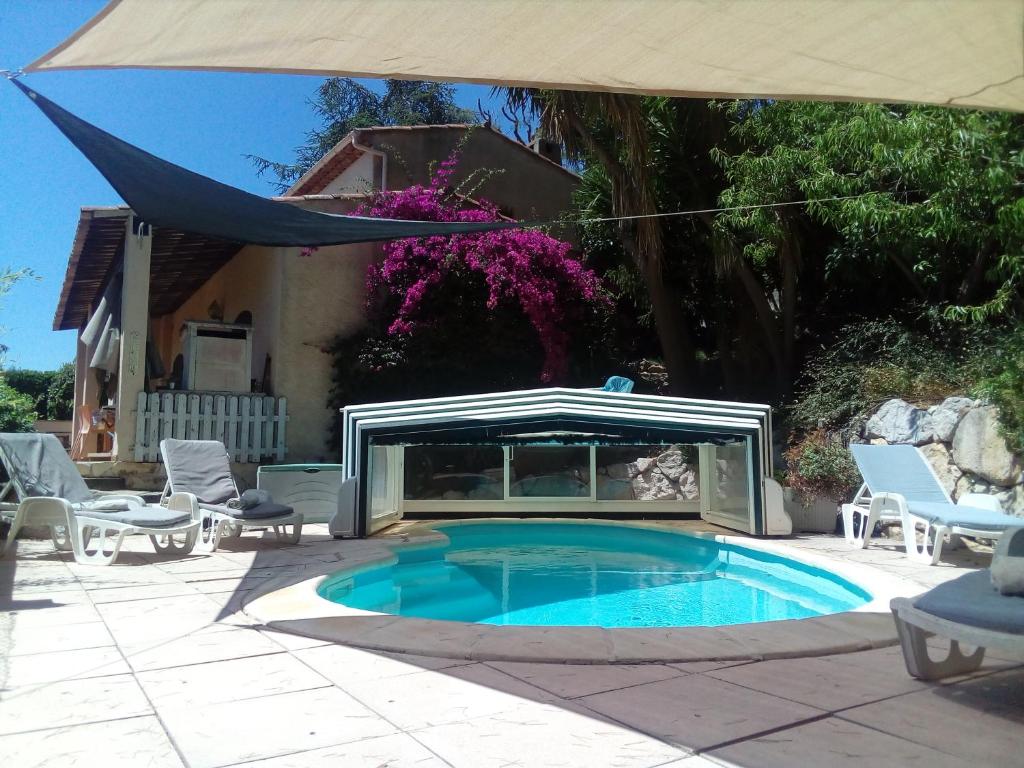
[861,397,1023,515]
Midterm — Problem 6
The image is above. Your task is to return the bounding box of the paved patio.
[2,522,1021,768]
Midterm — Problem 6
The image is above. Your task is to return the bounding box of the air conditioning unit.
[180,321,252,392]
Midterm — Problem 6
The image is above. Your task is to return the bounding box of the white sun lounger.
[160,438,303,552]
[891,528,1024,679]
[0,433,200,565]
[842,443,1018,564]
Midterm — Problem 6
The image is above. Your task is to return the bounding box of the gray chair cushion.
[914,570,1024,634]
[76,503,193,528]
[907,501,1022,530]
[0,433,94,504]
[162,438,238,505]
[201,501,295,521]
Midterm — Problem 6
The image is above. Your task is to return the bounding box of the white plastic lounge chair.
[891,527,1024,680]
[0,433,200,565]
[842,443,1018,564]
[160,438,302,552]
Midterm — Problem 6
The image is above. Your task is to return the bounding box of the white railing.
[133,391,287,463]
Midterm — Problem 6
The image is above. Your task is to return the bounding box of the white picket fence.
[133,391,287,463]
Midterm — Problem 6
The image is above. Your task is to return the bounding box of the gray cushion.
[0,433,94,504]
[76,503,193,528]
[201,501,295,520]
[914,570,1024,634]
[907,501,1021,530]
[162,439,237,505]
[850,444,951,505]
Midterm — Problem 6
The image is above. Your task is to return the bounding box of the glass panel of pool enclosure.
[342,387,789,537]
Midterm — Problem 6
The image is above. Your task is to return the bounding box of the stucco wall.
[274,239,376,461]
[152,244,284,384]
[366,126,578,237]
[322,152,376,195]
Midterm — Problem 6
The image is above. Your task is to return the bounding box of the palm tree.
[502,88,697,394]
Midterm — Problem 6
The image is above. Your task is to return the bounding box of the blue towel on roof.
[601,376,634,393]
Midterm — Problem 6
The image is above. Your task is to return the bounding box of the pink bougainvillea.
[357,151,606,382]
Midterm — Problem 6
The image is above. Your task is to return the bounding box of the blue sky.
[0,0,505,371]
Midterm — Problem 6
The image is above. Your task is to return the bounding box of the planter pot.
[783,487,839,533]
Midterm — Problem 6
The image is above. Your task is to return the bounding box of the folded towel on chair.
[227,488,272,510]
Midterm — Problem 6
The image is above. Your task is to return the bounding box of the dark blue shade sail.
[13,80,519,247]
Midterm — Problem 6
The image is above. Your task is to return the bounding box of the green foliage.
[250,79,476,189]
[783,429,861,502]
[0,376,38,432]
[716,101,1024,323]
[3,363,75,421]
[45,362,76,420]
[789,318,976,435]
[972,326,1024,454]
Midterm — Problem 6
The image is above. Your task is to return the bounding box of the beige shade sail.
[25,0,1024,112]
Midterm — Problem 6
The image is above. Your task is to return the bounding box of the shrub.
[0,377,38,432]
[783,429,861,502]
[789,318,976,436]
[45,362,75,420]
[972,325,1024,454]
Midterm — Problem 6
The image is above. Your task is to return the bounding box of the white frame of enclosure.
[341,388,787,537]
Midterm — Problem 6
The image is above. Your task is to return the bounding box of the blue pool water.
[318,522,871,627]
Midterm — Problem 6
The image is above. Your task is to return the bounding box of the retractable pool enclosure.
[341,388,790,537]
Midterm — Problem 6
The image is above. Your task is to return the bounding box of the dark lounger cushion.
[77,504,193,528]
[914,570,1024,634]
[201,501,295,520]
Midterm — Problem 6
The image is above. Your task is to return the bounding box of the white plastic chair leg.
[892,610,986,680]
[842,504,877,548]
[194,516,233,553]
[272,521,303,545]
[74,519,129,566]
[149,526,199,555]
[902,514,947,565]
[50,524,75,551]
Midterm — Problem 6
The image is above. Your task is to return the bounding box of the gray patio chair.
[160,438,302,552]
[891,527,1024,679]
[842,443,1019,564]
[0,433,199,565]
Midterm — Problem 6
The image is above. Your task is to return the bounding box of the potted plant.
[783,429,861,532]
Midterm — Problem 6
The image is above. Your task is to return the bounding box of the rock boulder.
[864,399,932,445]
[952,406,1022,486]
[918,442,962,497]
[929,396,975,443]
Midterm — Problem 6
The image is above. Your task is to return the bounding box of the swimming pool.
[317,522,871,628]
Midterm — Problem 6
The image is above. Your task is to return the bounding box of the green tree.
[251,79,476,190]
[0,377,36,432]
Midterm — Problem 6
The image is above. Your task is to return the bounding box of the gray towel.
[228,488,272,510]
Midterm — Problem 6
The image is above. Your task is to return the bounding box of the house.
[53,124,579,486]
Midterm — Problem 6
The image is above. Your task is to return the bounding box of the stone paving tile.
[703,654,930,711]
[666,660,753,675]
[229,732,449,767]
[3,600,101,629]
[86,581,203,604]
[96,593,224,649]
[159,686,396,768]
[6,620,115,656]
[0,715,185,768]
[577,674,823,751]
[1,645,130,688]
[413,698,688,768]
[342,662,560,730]
[486,661,684,699]
[0,673,152,735]
[124,624,284,672]
[294,643,473,684]
[707,715,981,768]
[839,678,1024,765]
[257,626,333,651]
[138,650,331,710]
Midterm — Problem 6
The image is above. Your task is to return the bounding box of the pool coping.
[242,520,925,664]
